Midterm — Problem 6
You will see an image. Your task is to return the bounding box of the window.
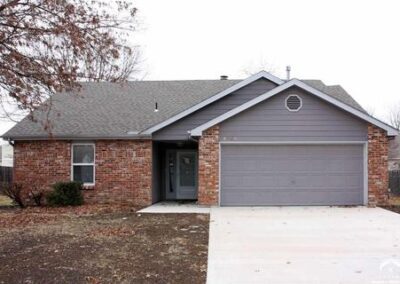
[72,144,95,185]
[285,94,302,111]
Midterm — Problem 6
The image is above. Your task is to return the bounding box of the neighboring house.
[2,71,398,206]
[389,136,400,170]
[0,144,13,167]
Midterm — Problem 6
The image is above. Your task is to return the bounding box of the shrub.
[29,185,45,206]
[47,182,84,206]
[0,183,25,208]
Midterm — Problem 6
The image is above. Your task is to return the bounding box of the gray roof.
[3,78,365,139]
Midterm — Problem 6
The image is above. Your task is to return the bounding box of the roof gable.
[190,79,399,137]
[140,71,283,135]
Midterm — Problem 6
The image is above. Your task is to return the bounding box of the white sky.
[1,0,399,137]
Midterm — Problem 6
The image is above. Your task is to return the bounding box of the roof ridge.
[78,79,242,84]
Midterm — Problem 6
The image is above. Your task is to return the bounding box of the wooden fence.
[390,170,400,195]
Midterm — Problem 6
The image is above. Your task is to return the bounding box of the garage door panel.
[223,160,363,173]
[221,190,363,206]
[222,174,362,188]
[220,144,364,206]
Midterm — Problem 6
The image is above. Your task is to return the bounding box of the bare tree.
[388,103,400,130]
[0,0,141,124]
[365,105,376,117]
[241,57,278,76]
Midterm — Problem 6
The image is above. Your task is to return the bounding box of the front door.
[176,151,198,199]
[165,150,198,200]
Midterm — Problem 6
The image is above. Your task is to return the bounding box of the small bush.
[29,186,45,206]
[47,182,84,206]
[0,183,25,208]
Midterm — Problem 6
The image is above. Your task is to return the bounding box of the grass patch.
[0,195,13,207]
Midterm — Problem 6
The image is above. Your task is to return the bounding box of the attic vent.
[285,95,302,111]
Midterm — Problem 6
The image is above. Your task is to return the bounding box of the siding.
[153,78,277,140]
[219,86,368,142]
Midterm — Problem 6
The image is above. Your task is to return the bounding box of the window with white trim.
[72,144,95,185]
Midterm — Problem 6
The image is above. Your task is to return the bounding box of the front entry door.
[176,151,198,199]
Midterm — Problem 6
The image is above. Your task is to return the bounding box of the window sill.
[82,184,95,190]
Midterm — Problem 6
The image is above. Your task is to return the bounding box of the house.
[389,136,400,170]
[2,71,398,206]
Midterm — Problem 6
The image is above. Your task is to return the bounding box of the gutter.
[2,134,153,142]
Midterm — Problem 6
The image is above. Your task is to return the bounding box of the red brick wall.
[14,141,71,203]
[13,140,152,206]
[198,125,219,205]
[368,124,389,206]
[85,140,152,205]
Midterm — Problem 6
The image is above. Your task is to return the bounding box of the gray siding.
[220,87,368,142]
[220,144,364,206]
[153,78,277,140]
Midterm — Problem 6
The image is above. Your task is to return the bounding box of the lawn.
[0,194,12,206]
[0,205,209,283]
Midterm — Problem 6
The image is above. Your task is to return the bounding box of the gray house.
[3,71,398,206]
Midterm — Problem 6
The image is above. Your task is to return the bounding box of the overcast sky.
[1,0,399,137]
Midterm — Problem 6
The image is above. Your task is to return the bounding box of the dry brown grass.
[0,194,13,206]
[0,206,209,284]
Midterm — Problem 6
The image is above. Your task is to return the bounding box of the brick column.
[198,125,220,205]
[368,124,389,206]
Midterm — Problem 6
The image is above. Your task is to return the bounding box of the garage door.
[220,144,364,206]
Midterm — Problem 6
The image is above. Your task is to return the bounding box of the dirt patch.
[381,205,400,214]
[0,207,209,283]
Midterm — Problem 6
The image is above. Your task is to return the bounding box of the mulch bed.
[0,205,209,284]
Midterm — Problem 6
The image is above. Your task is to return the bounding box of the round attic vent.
[285,95,302,111]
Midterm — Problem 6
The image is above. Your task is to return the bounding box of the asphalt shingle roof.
[3,78,365,139]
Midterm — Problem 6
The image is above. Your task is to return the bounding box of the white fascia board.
[190,79,399,137]
[293,80,399,136]
[140,71,284,135]
[190,81,295,136]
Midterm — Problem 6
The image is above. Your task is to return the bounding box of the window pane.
[73,166,94,183]
[179,153,196,187]
[73,145,94,163]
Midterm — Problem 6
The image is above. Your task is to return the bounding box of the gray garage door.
[220,144,364,206]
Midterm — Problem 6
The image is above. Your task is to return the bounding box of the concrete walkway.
[138,201,211,214]
[207,207,400,284]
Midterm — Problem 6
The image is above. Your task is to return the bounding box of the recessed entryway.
[165,150,198,200]
[152,141,199,203]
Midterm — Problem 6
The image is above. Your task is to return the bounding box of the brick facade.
[198,125,220,205]
[13,140,152,206]
[12,123,390,207]
[14,141,71,201]
[368,124,389,206]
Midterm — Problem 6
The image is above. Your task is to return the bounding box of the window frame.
[285,94,302,112]
[71,143,96,186]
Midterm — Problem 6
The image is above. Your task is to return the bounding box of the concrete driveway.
[207,207,400,284]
